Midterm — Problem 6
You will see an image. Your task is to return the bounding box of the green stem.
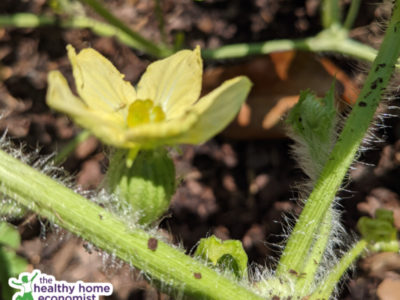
[343,0,362,30]
[0,13,389,66]
[53,130,91,164]
[321,0,341,29]
[202,29,377,63]
[78,0,169,57]
[294,208,333,294]
[0,13,172,58]
[0,149,263,300]
[0,14,55,27]
[309,240,367,300]
[277,0,400,276]
[154,0,167,45]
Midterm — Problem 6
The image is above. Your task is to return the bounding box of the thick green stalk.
[0,150,263,300]
[0,14,172,58]
[294,209,332,294]
[277,0,400,275]
[309,240,367,300]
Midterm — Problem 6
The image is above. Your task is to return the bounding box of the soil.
[2,0,400,299]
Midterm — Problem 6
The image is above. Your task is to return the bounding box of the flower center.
[127,99,166,128]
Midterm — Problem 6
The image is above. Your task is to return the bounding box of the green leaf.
[0,222,27,300]
[0,222,20,249]
[357,209,399,251]
[0,248,27,275]
[286,85,337,179]
[195,235,248,279]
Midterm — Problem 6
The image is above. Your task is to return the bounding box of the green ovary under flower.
[46,45,252,149]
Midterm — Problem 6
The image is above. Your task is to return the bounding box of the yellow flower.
[46,45,251,149]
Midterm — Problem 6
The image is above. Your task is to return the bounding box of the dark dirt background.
[1,0,400,299]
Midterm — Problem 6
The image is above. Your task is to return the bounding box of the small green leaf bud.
[195,235,248,280]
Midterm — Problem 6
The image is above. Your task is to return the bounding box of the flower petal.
[46,71,136,148]
[67,45,136,114]
[123,112,199,148]
[174,76,252,144]
[136,47,202,119]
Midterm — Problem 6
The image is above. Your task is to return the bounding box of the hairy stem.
[0,149,263,300]
[278,0,400,276]
[310,240,367,300]
[294,209,333,294]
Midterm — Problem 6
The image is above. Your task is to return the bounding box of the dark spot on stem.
[358,101,367,107]
[375,63,386,72]
[148,237,158,251]
[194,272,202,279]
[371,81,377,90]
[98,214,103,220]
[299,272,307,278]
[272,296,280,300]
[298,117,302,123]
